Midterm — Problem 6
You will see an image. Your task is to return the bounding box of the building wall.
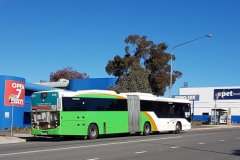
[0,75,28,130]
[179,86,240,123]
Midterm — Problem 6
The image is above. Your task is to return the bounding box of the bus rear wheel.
[143,122,151,136]
[175,122,181,134]
[88,124,99,139]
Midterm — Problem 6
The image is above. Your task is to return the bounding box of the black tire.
[143,122,151,136]
[88,124,99,139]
[175,122,181,134]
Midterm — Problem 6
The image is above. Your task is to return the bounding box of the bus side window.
[84,98,127,111]
[169,105,175,117]
[62,97,85,111]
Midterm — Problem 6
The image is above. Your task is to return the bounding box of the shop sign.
[214,89,240,100]
[4,80,25,107]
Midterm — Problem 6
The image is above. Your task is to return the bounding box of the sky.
[0,0,240,96]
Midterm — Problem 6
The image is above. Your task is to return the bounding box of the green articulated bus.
[31,90,191,139]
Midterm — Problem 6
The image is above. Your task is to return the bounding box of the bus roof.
[33,90,190,103]
[59,90,127,99]
[120,92,191,103]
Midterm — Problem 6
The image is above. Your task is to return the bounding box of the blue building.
[0,75,117,130]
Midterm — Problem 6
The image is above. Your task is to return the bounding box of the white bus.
[122,92,191,134]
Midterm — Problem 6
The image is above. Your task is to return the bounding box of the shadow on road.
[177,146,240,157]
[22,131,176,142]
[23,136,86,142]
[232,150,240,156]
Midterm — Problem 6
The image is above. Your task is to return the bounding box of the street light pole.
[11,104,14,137]
[169,34,212,98]
[215,95,218,125]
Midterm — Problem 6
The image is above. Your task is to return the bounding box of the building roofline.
[26,82,56,91]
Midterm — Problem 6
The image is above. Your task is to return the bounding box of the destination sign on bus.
[173,95,199,101]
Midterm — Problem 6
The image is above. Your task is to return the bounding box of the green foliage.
[106,34,182,96]
[50,67,89,82]
[110,64,152,93]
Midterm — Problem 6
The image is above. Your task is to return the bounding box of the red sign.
[4,80,25,107]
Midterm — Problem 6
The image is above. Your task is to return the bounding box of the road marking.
[0,136,182,157]
[219,140,225,142]
[86,158,99,160]
[170,146,179,149]
[198,143,205,145]
[135,151,147,154]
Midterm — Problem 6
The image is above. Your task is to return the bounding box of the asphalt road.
[0,128,240,160]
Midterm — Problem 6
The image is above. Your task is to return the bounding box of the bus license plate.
[41,132,48,135]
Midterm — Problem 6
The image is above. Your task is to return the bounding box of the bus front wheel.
[143,122,151,136]
[88,124,99,139]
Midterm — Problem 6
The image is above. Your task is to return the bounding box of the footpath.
[1,124,240,144]
[0,132,30,144]
[191,124,240,130]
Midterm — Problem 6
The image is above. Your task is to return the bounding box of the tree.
[50,67,89,82]
[106,34,182,96]
[109,64,152,93]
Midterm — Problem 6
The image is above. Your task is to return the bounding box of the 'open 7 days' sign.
[4,80,25,107]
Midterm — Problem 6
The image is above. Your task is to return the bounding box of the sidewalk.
[191,124,240,130]
[0,131,32,144]
[0,135,27,144]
